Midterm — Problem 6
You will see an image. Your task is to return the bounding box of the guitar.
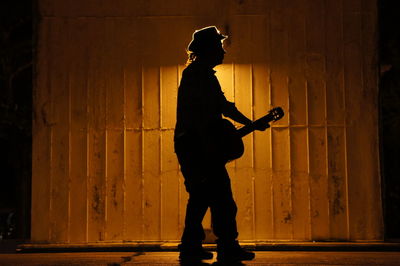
[217,107,284,163]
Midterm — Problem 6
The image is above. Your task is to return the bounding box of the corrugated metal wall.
[32,0,383,244]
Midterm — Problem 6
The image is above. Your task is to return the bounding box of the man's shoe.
[178,244,214,261]
[216,241,255,262]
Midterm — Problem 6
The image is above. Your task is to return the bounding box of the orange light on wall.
[30,0,382,248]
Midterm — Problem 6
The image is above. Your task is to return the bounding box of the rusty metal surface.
[32,0,382,244]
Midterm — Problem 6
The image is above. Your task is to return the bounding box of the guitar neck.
[236,113,273,138]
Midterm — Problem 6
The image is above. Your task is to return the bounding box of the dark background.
[0,0,398,241]
[0,0,32,241]
[379,0,400,241]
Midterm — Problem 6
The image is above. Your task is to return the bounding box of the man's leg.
[178,181,213,261]
[209,169,238,242]
[210,165,255,262]
[181,189,208,244]
[176,142,213,260]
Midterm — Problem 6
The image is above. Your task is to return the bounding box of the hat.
[187,26,227,53]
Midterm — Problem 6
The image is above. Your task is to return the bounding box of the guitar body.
[218,119,244,163]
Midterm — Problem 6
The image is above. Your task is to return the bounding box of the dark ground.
[1,251,400,265]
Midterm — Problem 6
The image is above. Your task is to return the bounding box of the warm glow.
[31,0,382,246]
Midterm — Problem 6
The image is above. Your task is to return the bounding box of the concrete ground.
[1,251,400,265]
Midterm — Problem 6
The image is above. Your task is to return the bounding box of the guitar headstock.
[240,106,285,135]
[269,107,284,121]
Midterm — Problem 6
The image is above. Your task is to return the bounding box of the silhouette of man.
[174,26,266,263]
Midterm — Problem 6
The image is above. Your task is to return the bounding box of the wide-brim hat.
[187,26,227,53]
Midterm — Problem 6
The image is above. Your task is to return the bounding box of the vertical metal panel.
[104,19,126,241]
[245,14,273,240]
[253,62,273,240]
[105,131,124,240]
[87,128,106,242]
[270,2,289,126]
[49,18,70,242]
[327,127,348,239]
[125,129,143,240]
[326,0,345,125]
[305,0,330,240]
[69,19,89,243]
[308,128,329,239]
[124,19,144,241]
[344,0,366,240]
[287,0,310,241]
[33,0,382,244]
[325,0,348,239]
[87,19,107,242]
[270,0,292,240]
[288,0,307,126]
[343,0,383,240]
[272,128,292,239]
[305,0,326,126]
[290,128,311,240]
[160,66,180,240]
[142,66,161,240]
[360,0,384,239]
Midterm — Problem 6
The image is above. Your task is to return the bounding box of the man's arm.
[222,101,252,125]
[222,100,270,131]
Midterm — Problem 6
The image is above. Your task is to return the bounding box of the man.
[174,26,267,263]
